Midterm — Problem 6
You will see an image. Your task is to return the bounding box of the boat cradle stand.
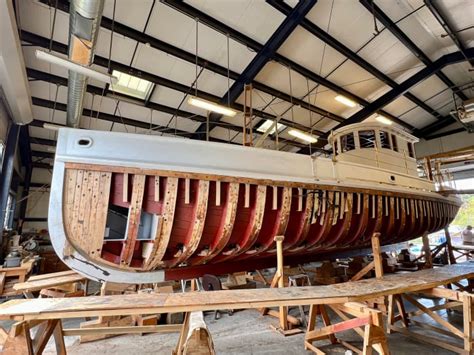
[2,259,474,354]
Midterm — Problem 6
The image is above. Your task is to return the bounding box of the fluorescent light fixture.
[375,115,393,125]
[35,49,118,85]
[288,129,318,143]
[256,119,285,134]
[188,96,237,117]
[43,123,63,131]
[335,95,357,108]
[111,70,154,100]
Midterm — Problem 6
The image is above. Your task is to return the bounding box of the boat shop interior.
[0,0,474,354]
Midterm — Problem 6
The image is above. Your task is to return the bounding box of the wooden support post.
[275,235,287,331]
[463,293,473,354]
[445,227,456,265]
[372,233,384,279]
[350,233,383,282]
[264,235,303,336]
[422,233,433,268]
[174,311,215,355]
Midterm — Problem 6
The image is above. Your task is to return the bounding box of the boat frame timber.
[50,160,459,283]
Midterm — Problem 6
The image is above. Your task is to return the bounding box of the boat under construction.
[48,122,461,283]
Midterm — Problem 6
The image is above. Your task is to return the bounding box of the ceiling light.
[43,123,63,131]
[375,115,393,125]
[288,129,318,143]
[111,70,154,100]
[35,49,118,85]
[256,119,285,134]
[335,95,357,108]
[188,96,237,117]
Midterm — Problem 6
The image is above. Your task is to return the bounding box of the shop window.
[359,130,376,148]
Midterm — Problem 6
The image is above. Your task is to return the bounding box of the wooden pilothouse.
[49,123,461,283]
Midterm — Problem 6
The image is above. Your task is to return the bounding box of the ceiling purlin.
[359,0,469,105]
[268,0,450,124]
[161,0,414,133]
[36,0,343,129]
[27,69,323,152]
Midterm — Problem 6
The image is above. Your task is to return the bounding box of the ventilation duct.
[67,0,104,127]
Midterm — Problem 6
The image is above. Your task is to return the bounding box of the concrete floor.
[25,296,460,354]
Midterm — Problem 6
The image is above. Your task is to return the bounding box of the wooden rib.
[289,190,314,250]
[308,191,335,249]
[332,192,340,225]
[143,177,179,270]
[120,175,146,267]
[345,193,369,245]
[232,185,266,256]
[197,183,239,264]
[164,180,209,268]
[326,192,353,247]
[63,169,79,257]
[311,191,320,224]
[244,186,292,257]
[278,187,292,234]
[64,162,459,207]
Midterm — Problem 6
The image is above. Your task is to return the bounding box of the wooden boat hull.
[49,129,461,283]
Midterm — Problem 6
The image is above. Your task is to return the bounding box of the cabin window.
[359,130,376,148]
[341,133,356,152]
[391,134,398,152]
[379,131,391,149]
[407,142,415,158]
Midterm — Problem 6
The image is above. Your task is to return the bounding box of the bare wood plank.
[244,183,250,208]
[216,180,221,207]
[184,178,191,205]
[165,180,209,267]
[120,175,146,267]
[272,186,278,210]
[144,177,179,270]
[123,173,129,203]
[154,176,160,202]
[3,264,474,321]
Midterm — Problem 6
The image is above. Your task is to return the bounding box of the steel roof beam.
[359,0,468,102]
[37,0,342,127]
[26,67,323,151]
[340,48,474,129]
[22,31,326,139]
[161,0,412,132]
[189,0,317,138]
[424,0,474,68]
[268,0,449,123]
[298,47,474,153]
